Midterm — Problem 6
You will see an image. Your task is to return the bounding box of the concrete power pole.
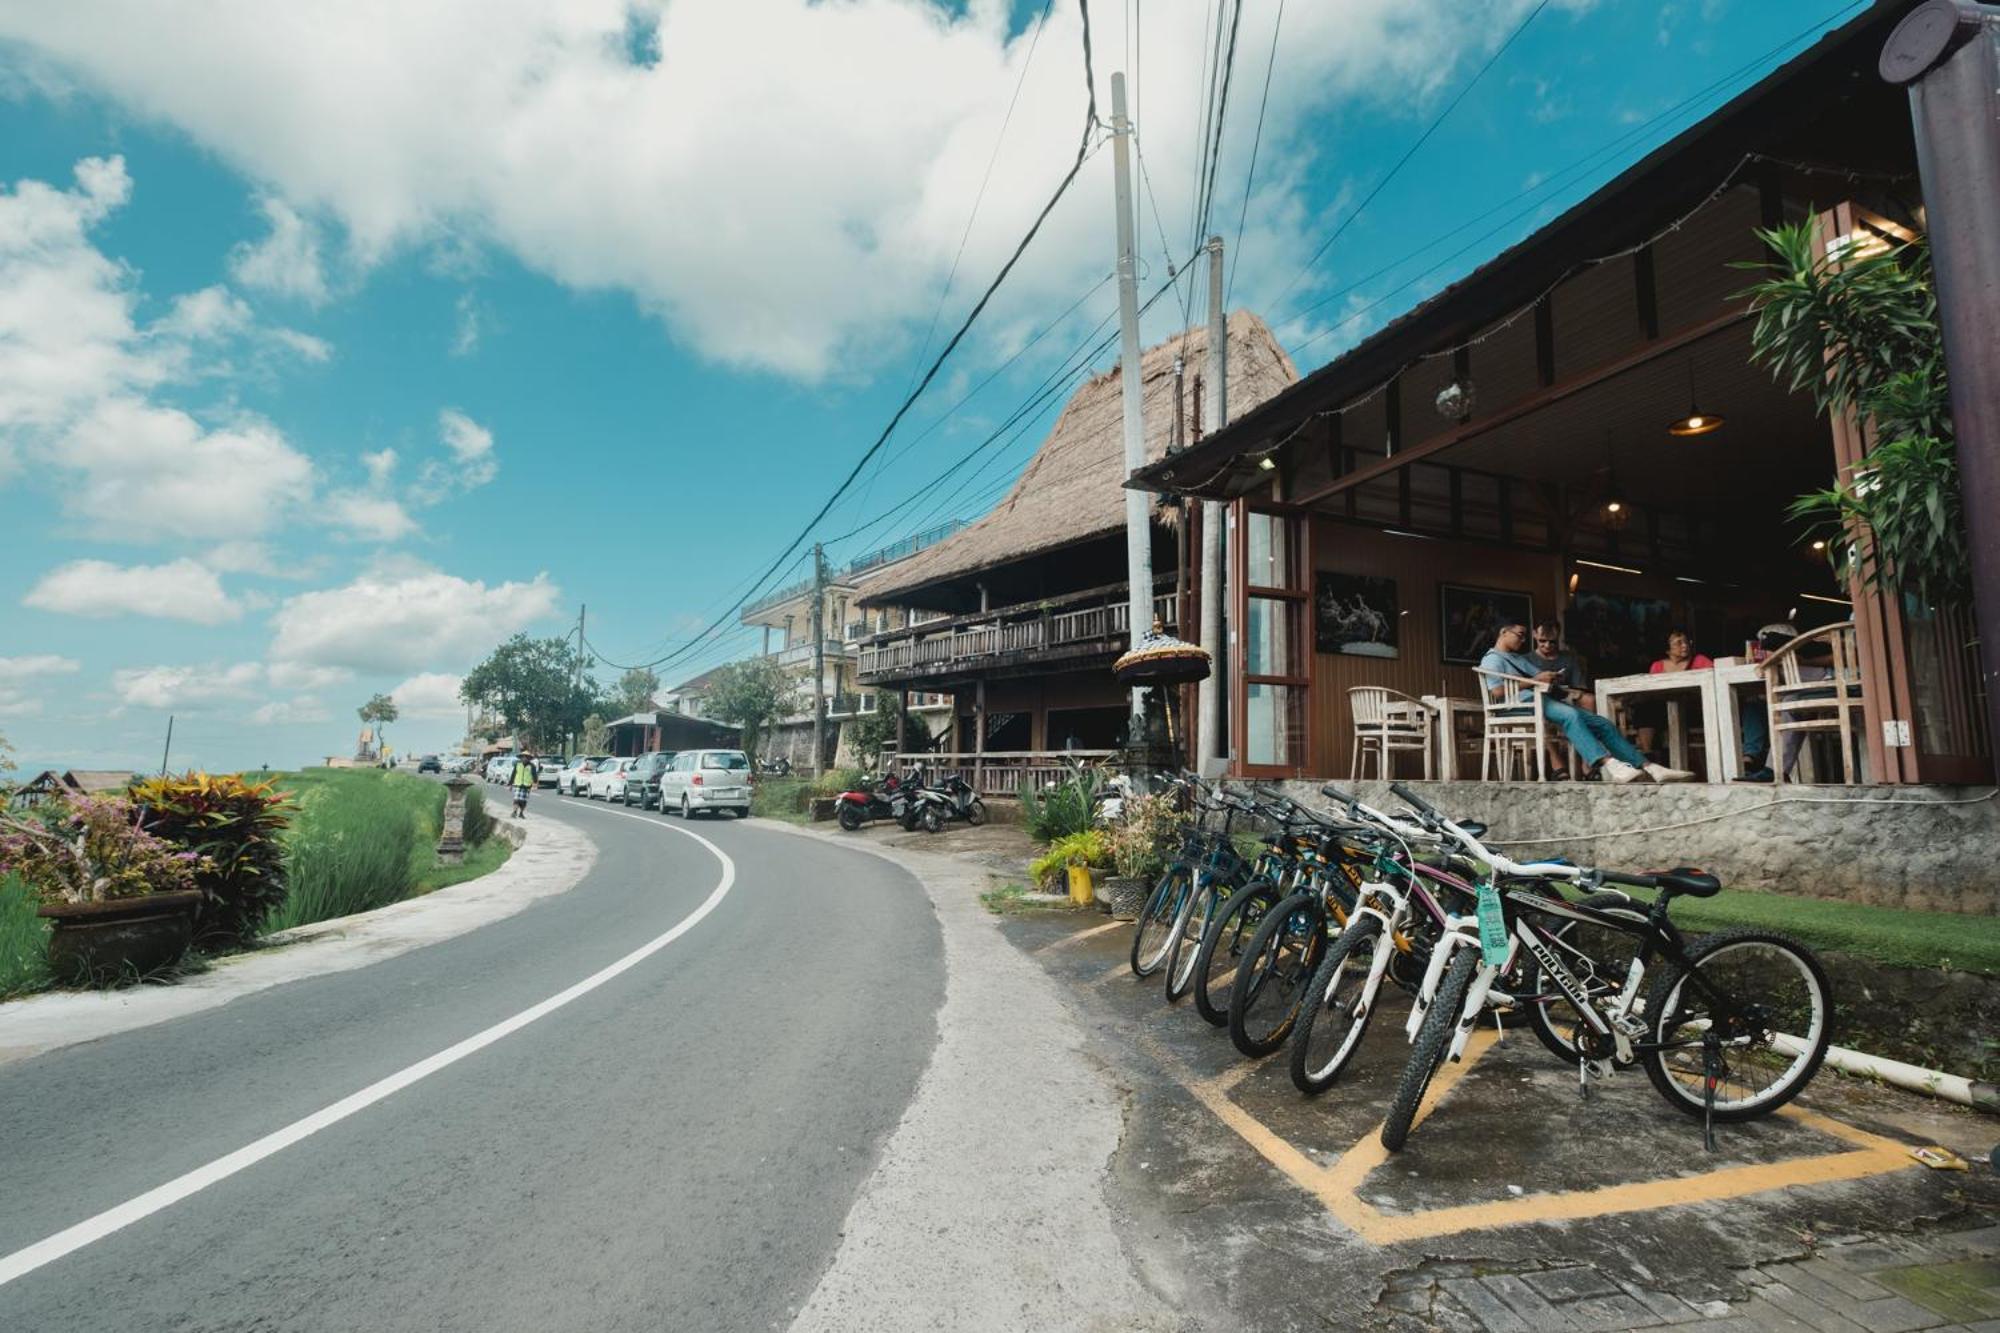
[1110,71,1153,732]
[1198,237,1228,769]
[572,603,586,757]
[811,542,827,778]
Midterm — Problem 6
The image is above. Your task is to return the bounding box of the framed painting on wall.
[1314,571,1399,658]
[1440,584,1533,665]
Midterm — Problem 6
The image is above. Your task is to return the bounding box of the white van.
[660,749,752,819]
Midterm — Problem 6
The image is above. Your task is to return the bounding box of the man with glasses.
[1527,619,1591,778]
[1480,622,1693,784]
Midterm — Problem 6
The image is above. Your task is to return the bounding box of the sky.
[0,0,1869,774]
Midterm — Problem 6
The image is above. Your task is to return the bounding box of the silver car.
[659,749,753,819]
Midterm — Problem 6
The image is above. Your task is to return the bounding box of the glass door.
[1233,504,1310,775]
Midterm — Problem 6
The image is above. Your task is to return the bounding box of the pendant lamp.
[1668,359,1725,437]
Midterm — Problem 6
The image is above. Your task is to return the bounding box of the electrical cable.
[1268,0,1553,313]
[587,0,1109,677]
[1225,0,1284,306]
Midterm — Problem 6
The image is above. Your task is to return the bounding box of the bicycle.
[1376,783,1833,1153]
[1129,776,1235,979]
[1185,791,1339,1024]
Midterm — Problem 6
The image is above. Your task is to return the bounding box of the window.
[704,751,750,770]
[1235,506,1310,776]
[1245,684,1304,767]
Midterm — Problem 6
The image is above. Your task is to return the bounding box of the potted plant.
[1029,829,1109,907]
[0,794,206,984]
[1103,794,1179,919]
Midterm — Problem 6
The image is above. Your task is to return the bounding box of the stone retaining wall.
[1266,779,1999,914]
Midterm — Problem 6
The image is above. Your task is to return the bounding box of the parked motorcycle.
[935,774,987,827]
[834,769,914,831]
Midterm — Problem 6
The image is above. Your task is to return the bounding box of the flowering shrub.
[1109,793,1185,882]
[131,772,294,945]
[0,795,203,906]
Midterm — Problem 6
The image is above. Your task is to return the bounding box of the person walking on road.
[509,751,536,818]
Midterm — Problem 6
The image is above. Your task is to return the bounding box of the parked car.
[417,754,442,774]
[484,755,516,783]
[621,751,678,809]
[535,756,565,788]
[557,755,609,796]
[659,748,753,819]
[587,756,636,801]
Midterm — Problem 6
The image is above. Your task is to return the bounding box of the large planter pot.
[37,890,203,986]
[1065,865,1096,908]
[1100,876,1150,921]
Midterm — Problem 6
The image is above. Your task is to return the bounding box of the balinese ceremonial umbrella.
[1113,621,1211,746]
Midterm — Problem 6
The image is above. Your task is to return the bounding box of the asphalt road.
[0,793,944,1332]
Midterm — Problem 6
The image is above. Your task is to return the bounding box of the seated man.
[1479,622,1694,785]
[1529,618,1592,778]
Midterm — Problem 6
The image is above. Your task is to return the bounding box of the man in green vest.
[509,751,537,818]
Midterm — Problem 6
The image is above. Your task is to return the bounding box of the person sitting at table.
[1479,622,1694,784]
[1529,619,1592,778]
[1633,627,1714,758]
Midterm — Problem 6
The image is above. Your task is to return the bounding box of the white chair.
[1348,687,1434,781]
[1473,669,1551,781]
[1763,623,1866,784]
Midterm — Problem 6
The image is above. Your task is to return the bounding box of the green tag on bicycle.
[1475,881,1509,967]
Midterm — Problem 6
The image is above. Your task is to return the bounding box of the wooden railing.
[887,750,1117,797]
[858,581,1178,683]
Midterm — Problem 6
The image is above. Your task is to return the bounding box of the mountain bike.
[1376,783,1832,1153]
[1224,821,1372,1058]
[1130,776,1236,979]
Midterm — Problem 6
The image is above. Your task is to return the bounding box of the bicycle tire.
[1164,873,1223,1002]
[1381,946,1478,1152]
[1290,917,1386,1095]
[1130,866,1192,978]
[1191,879,1280,1027]
[1227,890,1327,1058]
[1638,928,1832,1122]
[1524,892,1649,1066]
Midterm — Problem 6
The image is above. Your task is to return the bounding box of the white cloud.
[270,326,333,362]
[361,447,398,487]
[54,397,315,541]
[413,407,497,504]
[450,290,482,356]
[112,660,264,710]
[322,489,418,542]
[158,284,253,342]
[251,695,330,725]
[267,660,352,692]
[0,2,1587,380]
[0,654,81,680]
[269,567,559,674]
[389,671,465,718]
[23,557,244,624]
[229,195,328,304]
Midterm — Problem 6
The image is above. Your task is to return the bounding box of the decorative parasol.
[1114,620,1211,686]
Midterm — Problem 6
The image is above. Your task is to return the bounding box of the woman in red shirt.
[1635,629,1712,758]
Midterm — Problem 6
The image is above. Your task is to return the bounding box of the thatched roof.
[857,311,1297,606]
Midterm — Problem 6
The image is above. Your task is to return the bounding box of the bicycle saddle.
[1457,821,1489,840]
[1600,866,1722,897]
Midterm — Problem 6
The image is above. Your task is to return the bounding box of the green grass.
[418,832,512,894]
[0,874,51,1000]
[750,778,812,824]
[1669,888,2000,977]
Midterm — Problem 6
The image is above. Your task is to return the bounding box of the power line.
[1192,0,1245,253]
[1226,0,1285,306]
[586,0,1108,677]
[1268,0,1553,312]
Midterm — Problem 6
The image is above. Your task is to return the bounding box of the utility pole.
[811,542,827,778]
[572,603,586,758]
[1199,235,1228,769]
[159,714,174,776]
[1110,71,1153,732]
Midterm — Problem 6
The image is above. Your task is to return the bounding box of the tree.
[610,667,661,718]
[703,657,796,763]
[1737,224,1965,611]
[459,634,600,751]
[580,713,610,753]
[358,693,399,756]
[849,692,931,769]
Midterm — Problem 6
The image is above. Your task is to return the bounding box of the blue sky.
[0,0,1866,773]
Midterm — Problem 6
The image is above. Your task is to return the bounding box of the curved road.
[0,795,944,1331]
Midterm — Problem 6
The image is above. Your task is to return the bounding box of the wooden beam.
[1289,309,1750,512]
[1534,296,1556,388]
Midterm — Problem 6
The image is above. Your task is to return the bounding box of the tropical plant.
[358,692,400,752]
[703,656,797,763]
[610,667,662,719]
[848,693,931,767]
[1019,759,1100,842]
[1028,829,1110,889]
[0,872,50,999]
[1109,792,1183,881]
[264,773,431,932]
[0,795,204,906]
[460,633,602,750]
[130,772,296,945]
[1735,222,1965,610]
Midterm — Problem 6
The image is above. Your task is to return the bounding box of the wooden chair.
[1348,687,1434,781]
[1762,622,1866,784]
[1473,669,1551,781]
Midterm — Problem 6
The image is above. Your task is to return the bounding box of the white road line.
[0,809,734,1291]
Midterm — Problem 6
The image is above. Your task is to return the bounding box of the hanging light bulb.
[1601,434,1630,530]
[1669,358,1725,437]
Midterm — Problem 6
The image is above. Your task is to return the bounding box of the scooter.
[834,769,914,831]
[935,774,987,827]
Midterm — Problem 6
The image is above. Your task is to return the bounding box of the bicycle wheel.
[1164,873,1223,1003]
[1290,917,1385,1095]
[1381,946,1478,1152]
[1191,879,1280,1027]
[1524,893,1649,1067]
[1130,866,1193,978]
[1227,890,1326,1058]
[1639,928,1832,1122]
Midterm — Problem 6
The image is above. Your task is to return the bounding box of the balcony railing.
[887,750,1118,797]
[858,581,1178,684]
[767,638,853,668]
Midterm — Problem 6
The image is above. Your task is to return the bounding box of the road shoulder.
[0,814,595,1068]
[763,819,1177,1333]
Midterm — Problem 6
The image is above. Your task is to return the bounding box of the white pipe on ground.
[1771,1033,1999,1114]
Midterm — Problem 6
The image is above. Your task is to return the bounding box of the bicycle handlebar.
[1388,782,1440,821]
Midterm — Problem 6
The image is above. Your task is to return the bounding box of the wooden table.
[1420,695,1483,780]
[1710,663,1766,782]
[1593,670,1722,782]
